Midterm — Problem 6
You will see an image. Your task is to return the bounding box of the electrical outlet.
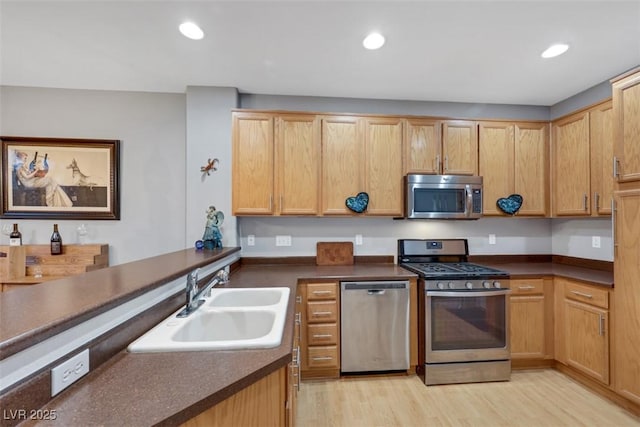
[592,236,601,248]
[51,349,90,396]
[489,234,496,245]
[247,234,255,246]
[355,234,363,245]
[275,235,292,246]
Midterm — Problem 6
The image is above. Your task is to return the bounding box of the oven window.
[430,294,506,350]
[414,188,465,213]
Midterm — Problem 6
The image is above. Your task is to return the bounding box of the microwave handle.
[465,185,473,217]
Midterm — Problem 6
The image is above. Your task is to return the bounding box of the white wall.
[0,86,186,265]
[552,218,614,262]
[238,217,552,259]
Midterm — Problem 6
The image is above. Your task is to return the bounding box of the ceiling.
[1,0,639,106]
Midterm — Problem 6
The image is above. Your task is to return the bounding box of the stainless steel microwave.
[405,174,483,219]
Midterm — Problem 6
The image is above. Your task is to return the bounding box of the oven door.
[425,289,510,363]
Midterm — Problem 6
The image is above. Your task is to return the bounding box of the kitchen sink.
[205,287,286,308]
[127,287,290,352]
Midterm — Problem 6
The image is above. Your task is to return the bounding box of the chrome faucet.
[177,267,230,318]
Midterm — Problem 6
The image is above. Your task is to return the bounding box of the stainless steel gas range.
[398,239,511,386]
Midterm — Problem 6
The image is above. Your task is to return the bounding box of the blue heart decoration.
[497,194,523,215]
[345,192,369,213]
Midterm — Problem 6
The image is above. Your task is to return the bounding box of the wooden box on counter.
[0,244,109,291]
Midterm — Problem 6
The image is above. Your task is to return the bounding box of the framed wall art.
[1,136,120,220]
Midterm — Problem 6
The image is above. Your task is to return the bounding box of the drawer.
[564,281,609,309]
[307,301,338,323]
[307,282,338,300]
[307,324,338,345]
[307,346,339,368]
[510,279,544,295]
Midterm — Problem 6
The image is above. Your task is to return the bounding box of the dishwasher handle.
[367,289,386,295]
[342,281,409,291]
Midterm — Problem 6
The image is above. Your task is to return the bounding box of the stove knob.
[437,282,445,290]
[482,281,491,289]
[494,281,502,289]
[448,282,455,289]
[465,282,474,289]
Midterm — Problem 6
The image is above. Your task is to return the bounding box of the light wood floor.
[296,370,640,426]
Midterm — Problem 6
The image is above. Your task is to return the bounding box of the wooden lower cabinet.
[299,281,341,378]
[556,277,610,385]
[510,279,548,360]
[182,368,287,427]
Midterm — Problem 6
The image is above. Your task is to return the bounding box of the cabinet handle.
[594,192,600,212]
[280,195,283,211]
[444,156,449,172]
[312,311,333,316]
[518,285,536,290]
[292,347,299,364]
[435,154,441,172]
[312,356,333,361]
[312,334,333,338]
[296,296,302,304]
[295,312,301,323]
[613,156,620,179]
[269,195,273,211]
[583,194,588,211]
[571,290,593,299]
[612,199,617,254]
[312,290,332,295]
[599,314,605,337]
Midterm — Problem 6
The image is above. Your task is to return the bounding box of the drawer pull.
[312,290,333,295]
[571,290,593,299]
[518,285,536,290]
[312,311,333,316]
[312,334,333,338]
[312,356,333,361]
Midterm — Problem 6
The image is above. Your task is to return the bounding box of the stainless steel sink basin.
[127,287,290,352]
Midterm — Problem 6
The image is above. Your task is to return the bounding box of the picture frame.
[1,136,120,220]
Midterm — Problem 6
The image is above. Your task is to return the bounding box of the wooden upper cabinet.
[552,111,591,216]
[405,119,442,174]
[589,101,613,215]
[479,121,548,216]
[514,123,549,216]
[276,114,321,215]
[442,120,478,175]
[479,122,515,216]
[232,112,274,215]
[364,117,404,216]
[321,116,363,215]
[612,68,640,183]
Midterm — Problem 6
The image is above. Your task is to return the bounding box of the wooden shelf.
[0,244,109,290]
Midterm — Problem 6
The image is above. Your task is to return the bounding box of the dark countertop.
[22,262,417,426]
[481,262,614,287]
[4,252,613,426]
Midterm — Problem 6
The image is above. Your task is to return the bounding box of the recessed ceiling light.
[179,22,204,40]
[363,32,385,50]
[541,43,569,58]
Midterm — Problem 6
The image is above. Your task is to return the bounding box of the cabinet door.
[232,112,274,214]
[321,116,363,215]
[276,114,320,215]
[565,299,609,384]
[510,295,545,358]
[612,69,640,183]
[515,122,549,216]
[478,122,514,215]
[589,101,614,215]
[442,120,478,175]
[613,188,640,404]
[405,119,442,174]
[552,112,591,216]
[364,117,403,216]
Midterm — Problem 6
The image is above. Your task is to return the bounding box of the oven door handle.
[426,289,511,297]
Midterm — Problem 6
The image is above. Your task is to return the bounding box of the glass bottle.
[50,224,63,255]
[9,224,22,246]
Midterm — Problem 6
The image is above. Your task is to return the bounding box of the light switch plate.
[489,234,496,245]
[355,234,363,245]
[275,235,292,246]
[247,235,255,246]
[51,349,90,396]
[592,236,601,248]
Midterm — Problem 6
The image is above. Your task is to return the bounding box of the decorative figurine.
[202,205,224,249]
[200,158,219,176]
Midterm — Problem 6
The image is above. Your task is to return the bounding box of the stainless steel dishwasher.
[340,280,410,373]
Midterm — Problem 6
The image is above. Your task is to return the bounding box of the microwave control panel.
[472,189,482,213]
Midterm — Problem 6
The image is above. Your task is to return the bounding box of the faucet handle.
[215,268,229,284]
